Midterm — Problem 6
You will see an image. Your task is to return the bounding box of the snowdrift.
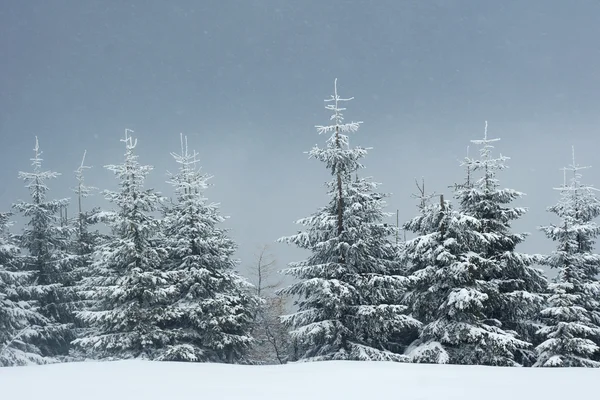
[1,360,598,400]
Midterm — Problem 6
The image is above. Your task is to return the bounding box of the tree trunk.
[335,125,345,267]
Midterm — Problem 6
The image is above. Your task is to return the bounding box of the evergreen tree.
[0,212,49,366]
[403,193,529,365]
[71,151,100,266]
[535,148,600,367]
[278,80,419,362]
[73,130,169,360]
[157,134,256,363]
[455,122,546,365]
[69,151,103,347]
[12,137,76,358]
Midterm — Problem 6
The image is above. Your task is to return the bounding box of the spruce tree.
[535,148,600,367]
[278,80,419,362]
[403,193,530,365]
[0,212,49,366]
[12,137,76,358]
[71,151,100,268]
[69,151,103,346]
[455,122,546,365]
[157,135,256,363]
[73,130,170,360]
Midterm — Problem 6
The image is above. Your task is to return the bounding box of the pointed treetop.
[18,137,61,195]
[326,78,354,120]
[566,145,591,176]
[73,150,96,199]
[167,134,211,199]
[484,120,488,141]
[470,120,501,159]
[75,150,93,180]
[412,177,436,209]
[450,145,474,191]
[459,121,511,182]
[180,132,187,158]
[170,133,202,172]
[554,146,598,192]
[315,79,363,136]
[30,136,43,172]
[79,150,89,171]
[122,128,137,150]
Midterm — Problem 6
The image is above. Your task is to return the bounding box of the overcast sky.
[2,0,600,277]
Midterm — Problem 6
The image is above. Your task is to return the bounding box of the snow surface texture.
[1,361,598,400]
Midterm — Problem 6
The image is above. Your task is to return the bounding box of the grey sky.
[2,0,600,275]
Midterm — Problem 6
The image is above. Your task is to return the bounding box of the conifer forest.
[3,79,600,369]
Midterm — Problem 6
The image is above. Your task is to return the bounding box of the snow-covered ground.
[1,360,598,400]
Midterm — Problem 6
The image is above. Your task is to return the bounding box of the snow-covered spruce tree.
[278,80,419,362]
[73,130,170,360]
[71,151,100,263]
[402,190,532,365]
[69,151,104,347]
[157,134,256,363]
[455,122,546,365]
[0,211,49,366]
[535,148,600,367]
[12,137,76,358]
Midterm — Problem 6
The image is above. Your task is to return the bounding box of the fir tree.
[157,134,256,363]
[12,137,76,358]
[73,130,169,360]
[455,122,546,365]
[535,148,600,367]
[0,212,49,366]
[278,80,419,362]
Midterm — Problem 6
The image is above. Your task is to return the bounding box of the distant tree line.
[2,80,600,368]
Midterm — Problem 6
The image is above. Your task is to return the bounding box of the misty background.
[2,0,600,278]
